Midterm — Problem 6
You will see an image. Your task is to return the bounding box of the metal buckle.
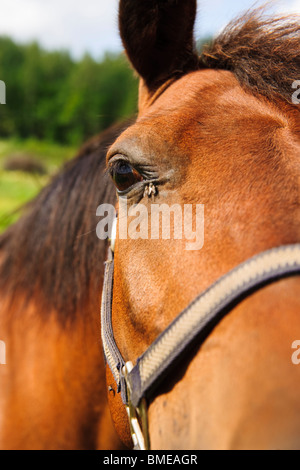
[123,362,150,450]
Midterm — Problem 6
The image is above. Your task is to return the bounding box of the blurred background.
[0,0,299,231]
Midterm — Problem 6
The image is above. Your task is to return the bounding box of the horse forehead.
[144,69,286,125]
[108,68,285,158]
[141,69,240,116]
[132,69,278,138]
[110,70,239,144]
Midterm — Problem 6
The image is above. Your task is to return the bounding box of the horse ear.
[119,0,198,106]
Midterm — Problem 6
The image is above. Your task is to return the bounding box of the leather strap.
[101,252,127,403]
[101,243,300,408]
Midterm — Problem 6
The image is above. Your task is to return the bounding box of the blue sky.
[196,0,300,37]
[0,0,299,59]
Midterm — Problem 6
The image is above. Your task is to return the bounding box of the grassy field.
[0,138,77,232]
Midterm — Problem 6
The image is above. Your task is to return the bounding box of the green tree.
[0,37,138,145]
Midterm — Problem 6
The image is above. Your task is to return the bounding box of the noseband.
[101,235,300,450]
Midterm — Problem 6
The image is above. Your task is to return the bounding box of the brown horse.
[0,122,129,449]
[104,1,300,450]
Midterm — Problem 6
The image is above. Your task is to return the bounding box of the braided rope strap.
[101,254,127,403]
[127,244,300,408]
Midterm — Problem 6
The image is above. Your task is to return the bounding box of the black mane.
[199,9,300,106]
[0,122,129,320]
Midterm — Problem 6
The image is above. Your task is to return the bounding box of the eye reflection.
[109,161,143,192]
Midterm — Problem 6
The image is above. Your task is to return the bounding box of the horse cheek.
[105,365,133,449]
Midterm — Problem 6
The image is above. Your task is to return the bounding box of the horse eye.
[109,160,143,192]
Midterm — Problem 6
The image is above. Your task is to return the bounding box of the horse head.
[103,0,300,450]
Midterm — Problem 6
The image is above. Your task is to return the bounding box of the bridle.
[101,238,300,449]
[101,227,300,450]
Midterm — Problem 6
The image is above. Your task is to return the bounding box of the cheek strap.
[101,243,300,450]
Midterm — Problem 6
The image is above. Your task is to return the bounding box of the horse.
[0,121,129,449]
[102,1,300,450]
